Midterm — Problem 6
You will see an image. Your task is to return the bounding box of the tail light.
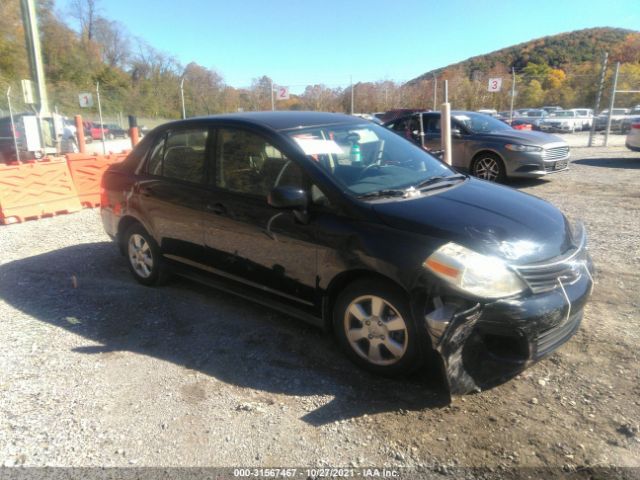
[632,122,640,130]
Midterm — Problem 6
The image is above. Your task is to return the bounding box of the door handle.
[206,203,226,215]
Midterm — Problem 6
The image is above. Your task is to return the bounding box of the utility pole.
[180,77,186,119]
[509,68,516,123]
[588,52,608,147]
[270,79,275,111]
[350,75,354,114]
[433,73,437,110]
[604,61,620,147]
[6,87,21,162]
[96,81,106,155]
[20,0,49,115]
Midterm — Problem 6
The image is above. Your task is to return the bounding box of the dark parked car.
[101,112,594,393]
[104,123,128,139]
[384,111,570,182]
[0,113,49,163]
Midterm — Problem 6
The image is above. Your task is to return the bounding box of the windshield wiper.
[414,174,467,190]
[357,189,407,199]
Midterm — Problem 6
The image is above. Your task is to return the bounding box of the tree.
[248,75,273,111]
[69,0,99,42]
[182,62,224,115]
[518,80,545,108]
[93,17,130,69]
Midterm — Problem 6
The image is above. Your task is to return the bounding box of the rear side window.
[145,128,209,184]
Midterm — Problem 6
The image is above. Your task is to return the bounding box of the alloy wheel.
[474,157,501,181]
[343,295,408,366]
[128,233,154,279]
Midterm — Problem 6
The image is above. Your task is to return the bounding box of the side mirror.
[451,128,462,138]
[268,186,308,210]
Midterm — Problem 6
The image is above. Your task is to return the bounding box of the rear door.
[135,126,211,262]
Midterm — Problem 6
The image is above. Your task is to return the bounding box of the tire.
[124,223,169,286]
[472,153,506,182]
[333,279,422,377]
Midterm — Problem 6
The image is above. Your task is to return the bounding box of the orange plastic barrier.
[0,157,82,224]
[66,152,128,207]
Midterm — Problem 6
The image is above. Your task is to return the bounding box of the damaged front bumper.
[424,259,594,395]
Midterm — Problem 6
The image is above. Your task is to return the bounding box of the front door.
[422,114,467,168]
[202,127,318,305]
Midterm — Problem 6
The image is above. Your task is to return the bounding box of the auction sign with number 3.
[487,78,502,92]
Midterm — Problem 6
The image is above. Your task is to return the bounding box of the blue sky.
[58,0,639,92]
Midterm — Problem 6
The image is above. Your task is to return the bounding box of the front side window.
[215,128,305,196]
[146,128,209,184]
[424,116,440,133]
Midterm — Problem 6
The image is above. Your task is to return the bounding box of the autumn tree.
[182,62,225,115]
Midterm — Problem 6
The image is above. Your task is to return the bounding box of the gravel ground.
[0,146,639,476]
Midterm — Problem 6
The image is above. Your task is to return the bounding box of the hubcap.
[343,295,408,366]
[128,234,153,278]
[474,157,500,181]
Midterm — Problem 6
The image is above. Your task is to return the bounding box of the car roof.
[159,111,362,132]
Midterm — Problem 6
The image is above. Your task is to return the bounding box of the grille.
[542,146,570,161]
[514,246,587,294]
[536,311,582,357]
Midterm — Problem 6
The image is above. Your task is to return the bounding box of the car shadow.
[0,242,451,426]
[572,157,640,169]
[505,177,551,189]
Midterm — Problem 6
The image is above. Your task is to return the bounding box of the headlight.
[424,242,526,299]
[504,144,543,152]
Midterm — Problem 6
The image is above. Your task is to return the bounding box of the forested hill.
[410,28,636,83]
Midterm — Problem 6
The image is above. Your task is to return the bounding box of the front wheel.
[333,279,422,377]
[124,224,169,286]
[472,153,506,182]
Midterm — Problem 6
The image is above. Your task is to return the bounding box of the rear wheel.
[333,279,422,377]
[124,224,169,286]
[472,153,506,182]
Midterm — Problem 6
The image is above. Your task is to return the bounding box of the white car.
[625,117,640,151]
[569,108,594,130]
[540,110,581,133]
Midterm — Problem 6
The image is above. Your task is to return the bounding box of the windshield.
[286,123,456,197]
[452,112,512,133]
[526,110,544,117]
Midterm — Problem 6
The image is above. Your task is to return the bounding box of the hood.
[372,179,575,264]
[478,129,565,146]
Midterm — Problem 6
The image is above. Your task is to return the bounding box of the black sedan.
[100,112,594,393]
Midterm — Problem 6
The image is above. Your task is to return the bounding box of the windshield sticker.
[350,129,379,143]
[293,137,344,155]
[453,115,470,121]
